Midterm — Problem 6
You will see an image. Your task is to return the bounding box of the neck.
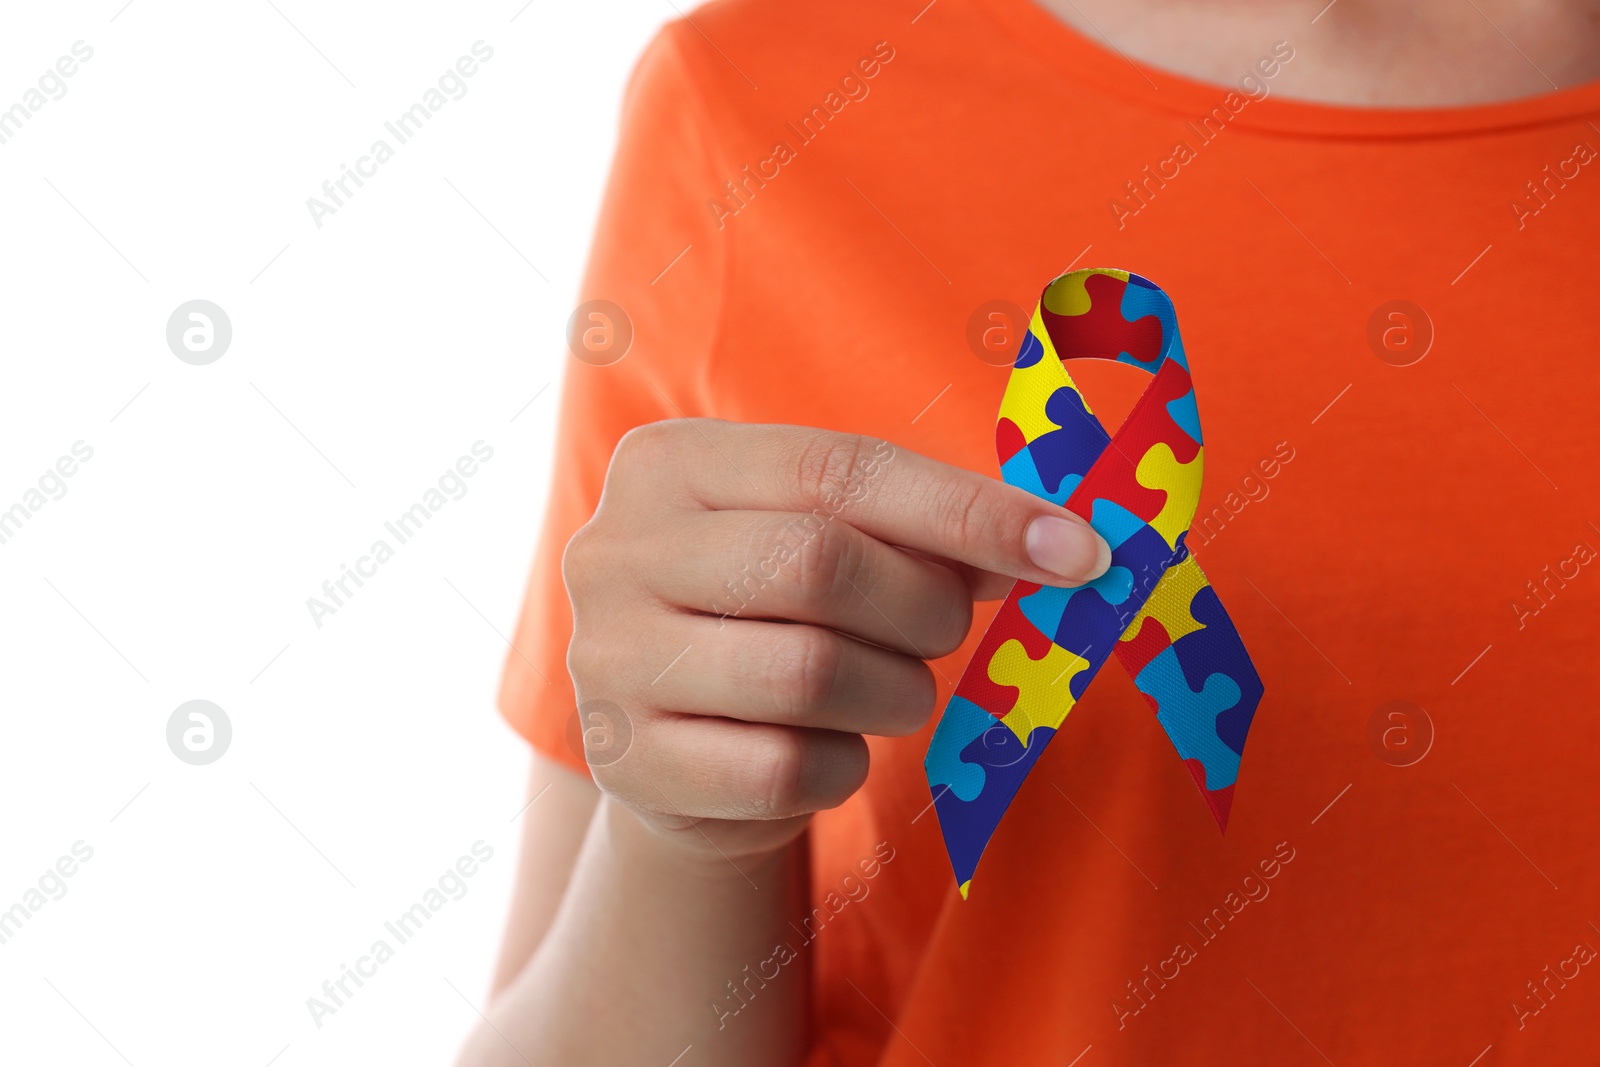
[1031,0,1600,106]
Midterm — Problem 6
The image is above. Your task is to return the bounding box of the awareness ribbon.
[924,268,1264,898]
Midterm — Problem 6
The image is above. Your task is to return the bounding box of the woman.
[457,1,1600,1062]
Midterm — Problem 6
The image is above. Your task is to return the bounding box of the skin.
[456,5,1600,1065]
[1038,0,1600,106]
[457,422,1110,1067]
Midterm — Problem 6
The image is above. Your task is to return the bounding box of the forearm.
[457,797,811,1067]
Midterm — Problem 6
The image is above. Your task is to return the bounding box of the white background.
[0,2,666,1063]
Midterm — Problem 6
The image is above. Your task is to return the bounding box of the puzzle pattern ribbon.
[924,268,1264,898]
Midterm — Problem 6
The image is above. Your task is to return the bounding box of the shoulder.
[645,0,904,109]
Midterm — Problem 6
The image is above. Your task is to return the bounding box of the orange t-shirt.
[499,1,1600,1062]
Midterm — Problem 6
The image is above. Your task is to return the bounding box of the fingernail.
[1025,515,1111,583]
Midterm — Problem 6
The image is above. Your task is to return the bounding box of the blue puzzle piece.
[932,722,1058,887]
[1018,583,1084,644]
[1053,585,1125,692]
[1119,275,1185,370]
[1018,557,1133,633]
[1089,497,1148,550]
[1165,388,1203,447]
[1029,386,1110,495]
[1216,686,1257,758]
[1002,448,1083,508]
[1169,586,1264,757]
[1135,645,1244,790]
[1001,448,1052,502]
[1014,328,1044,369]
[1104,522,1181,626]
[1016,513,1185,701]
[924,695,998,803]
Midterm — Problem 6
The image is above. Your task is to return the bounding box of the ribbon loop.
[925,268,1264,897]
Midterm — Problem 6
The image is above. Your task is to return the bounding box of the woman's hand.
[563,419,1111,863]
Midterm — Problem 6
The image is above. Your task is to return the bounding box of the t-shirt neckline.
[977,0,1600,139]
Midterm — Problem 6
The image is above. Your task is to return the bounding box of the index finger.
[681,421,1111,587]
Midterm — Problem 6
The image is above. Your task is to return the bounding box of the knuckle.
[923,590,976,658]
[560,521,599,595]
[792,431,882,507]
[772,628,841,717]
[910,661,940,723]
[587,751,647,813]
[788,518,859,610]
[878,660,939,736]
[739,730,806,818]
[610,419,674,472]
[607,419,706,491]
[928,475,991,553]
[607,418,721,501]
[564,627,605,688]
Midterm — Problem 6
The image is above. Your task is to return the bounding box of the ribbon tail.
[923,581,1104,897]
[1115,554,1264,832]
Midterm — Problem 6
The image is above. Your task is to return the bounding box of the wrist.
[600,795,803,888]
